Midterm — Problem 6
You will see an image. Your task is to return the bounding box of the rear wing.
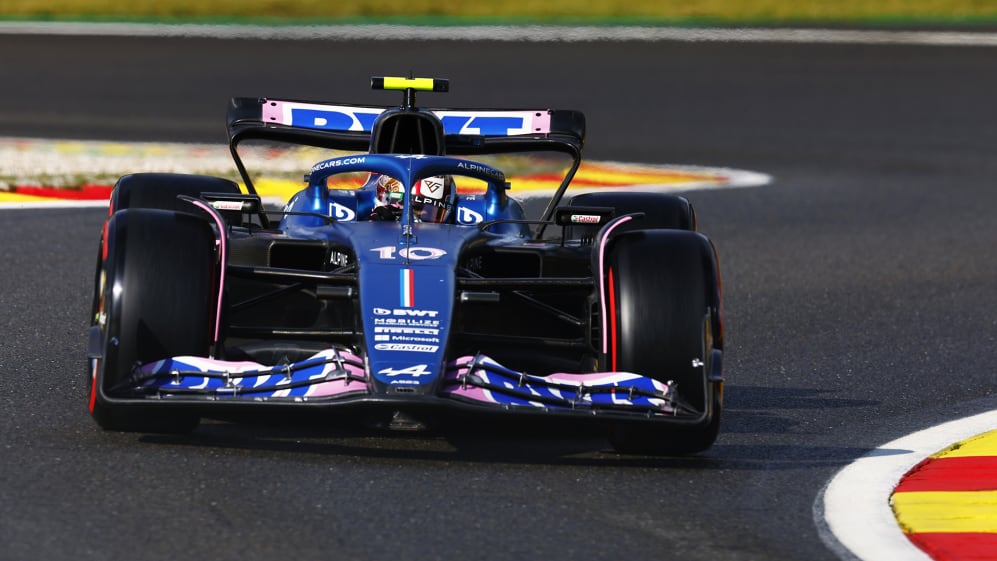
[225,77,585,219]
[226,97,585,155]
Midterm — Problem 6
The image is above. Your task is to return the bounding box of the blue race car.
[87,77,724,454]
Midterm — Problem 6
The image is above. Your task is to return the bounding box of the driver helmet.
[368,174,455,223]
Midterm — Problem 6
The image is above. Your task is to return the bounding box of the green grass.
[2,0,997,25]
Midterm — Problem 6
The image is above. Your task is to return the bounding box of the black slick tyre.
[88,208,217,433]
[110,173,240,213]
[566,191,696,240]
[602,229,722,454]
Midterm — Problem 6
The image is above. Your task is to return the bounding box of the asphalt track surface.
[1,34,996,561]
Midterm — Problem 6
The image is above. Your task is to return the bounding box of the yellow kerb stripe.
[933,429,997,458]
[0,192,53,202]
[383,77,437,91]
[893,490,997,533]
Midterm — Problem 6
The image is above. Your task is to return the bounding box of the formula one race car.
[86,77,724,454]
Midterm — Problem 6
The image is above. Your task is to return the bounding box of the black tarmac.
[1,34,996,561]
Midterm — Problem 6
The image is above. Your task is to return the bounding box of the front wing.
[108,349,701,421]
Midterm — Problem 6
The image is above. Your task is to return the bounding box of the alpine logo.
[378,364,433,377]
[418,176,445,198]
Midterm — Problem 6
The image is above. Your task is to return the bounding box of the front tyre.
[88,208,217,433]
[602,229,723,454]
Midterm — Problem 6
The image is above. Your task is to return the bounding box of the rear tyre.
[602,230,722,454]
[88,208,217,433]
[110,173,240,213]
[566,192,696,240]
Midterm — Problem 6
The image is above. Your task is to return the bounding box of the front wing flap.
[442,354,690,416]
[122,348,369,400]
[110,350,696,420]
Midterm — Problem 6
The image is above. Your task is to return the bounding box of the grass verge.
[2,0,997,26]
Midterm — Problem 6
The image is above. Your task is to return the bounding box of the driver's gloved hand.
[370,205,402,221]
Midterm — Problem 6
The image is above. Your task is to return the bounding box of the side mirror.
[200,192,265,226]
[553,205,616,227]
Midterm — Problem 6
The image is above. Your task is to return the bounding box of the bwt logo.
[457,207,484,225]
[329,202,356,221]
[373,307,441,318]
[290,108,529,136]
[292,108,380,132]
[439,115,528,136]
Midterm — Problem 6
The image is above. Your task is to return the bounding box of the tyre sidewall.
[604,229,722,453]
[90,209,215,431]
[110,173,240,213]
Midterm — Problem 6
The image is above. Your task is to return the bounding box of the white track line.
[2,22,997,46]
[816,409,997,561]
[0,200,109,210]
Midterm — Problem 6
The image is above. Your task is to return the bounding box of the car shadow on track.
[132,396,879,471]
[721,385,880,435]
[140,425,723,469]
